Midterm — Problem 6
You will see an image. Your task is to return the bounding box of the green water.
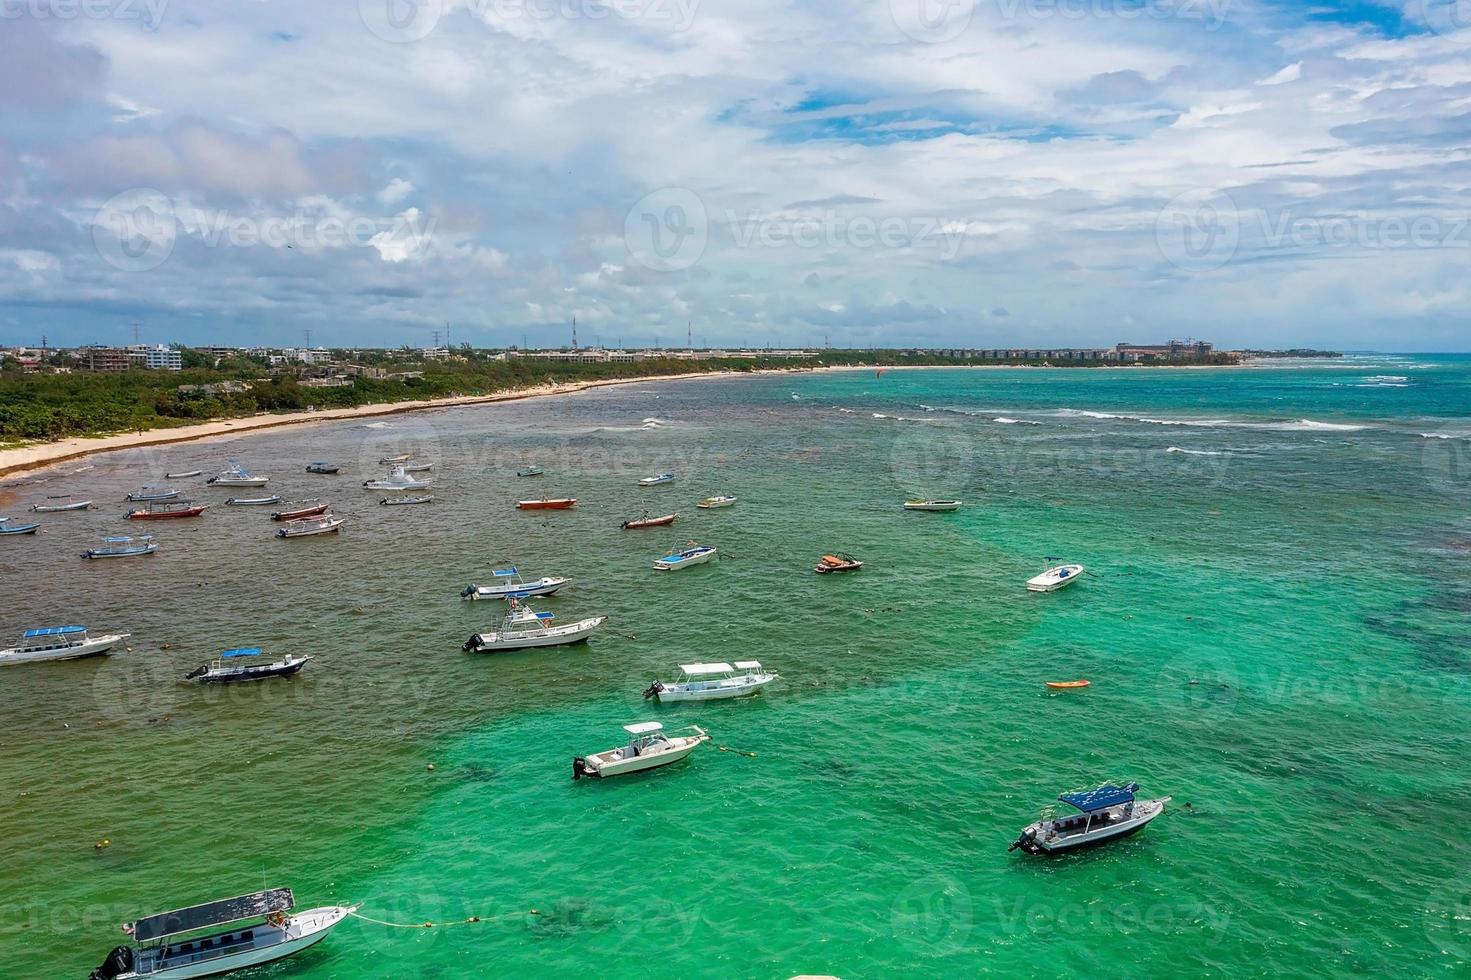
[3,356,1470,977]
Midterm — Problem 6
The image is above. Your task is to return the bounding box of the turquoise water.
[2,355,1469,977]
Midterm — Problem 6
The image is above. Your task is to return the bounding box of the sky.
[1,0,1469,351]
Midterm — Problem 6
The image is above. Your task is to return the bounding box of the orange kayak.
[1045,680,1091,690]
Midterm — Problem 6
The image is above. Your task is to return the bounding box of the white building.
[127,344,183,371]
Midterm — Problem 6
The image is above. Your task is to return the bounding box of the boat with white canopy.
[83,535,157,559]
[1026,561,1084,592]
[652,543,717,571]
[0,626,130,666]
[87,888,355,980]
[462,596,605,652]
[573,722,710,779]
[1010,782,1170,855]
[460,567,568,600]
[363,465,430,491]
[643,661,777,702]
[185,647,310,683]
[207,461,270,487]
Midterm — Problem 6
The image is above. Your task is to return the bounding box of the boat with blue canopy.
[462,595,605,652]
[0,625,131,666]
[653,542,717,571]
[1010,782,1171,854]
[185,647,310,683]
[0,517,41,535]
[82,535,157,559]
[461,566,568,600]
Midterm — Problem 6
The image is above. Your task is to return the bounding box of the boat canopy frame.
[129,888,293,943]
[1058,782,1139,813]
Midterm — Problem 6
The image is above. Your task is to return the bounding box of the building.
[127,345,183,371]
[1114,340,1214,361]
[79,346,133,372]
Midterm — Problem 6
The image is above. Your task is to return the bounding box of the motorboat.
[1010,783,1170,855]
[207,461,270,487]
[572,722,709,779]
[127,500,207,520]
[814,553,863,574]
[696,495,736,509]
[225,495,282,506]
[638,473,675,487]
[0,518,40,535]
[380,495,433,506]
[516,466,544,478]
[271,501,329,522]
[653,543,717,571]
[380,453,411,464]
[903,499,962,512]
[185,647,310,683]
[517,497,576,510]
[0,626,130,666]
[126,486,181,502]
[164,470,202,479]
[403,462,434,473]
[88,888,355,980]
[460,567,568,600]
[462,596,605,652]
[644,661,777,702]
[31,498,93,513]
[83,535,157,559]
[306,462,340,475]
[1027,563,1084,592]
[622,512,677,530]
[275,515,344,538]
[363,465,430,491]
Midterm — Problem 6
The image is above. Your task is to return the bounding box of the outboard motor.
[184,665,207,680]
[1008,827,1038,853]
[642,680,663,700]
[90,945,134,980]
[462,634,483,652]
[460,584,476,599]
[572,756,588,780]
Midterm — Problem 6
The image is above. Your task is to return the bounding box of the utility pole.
[304,328,312,349]
[445,321,451,349]
[572,316,578,350]
[687,321,693,351]
[131,321,140,345]
[432,329,441,349]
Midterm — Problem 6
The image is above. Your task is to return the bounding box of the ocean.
[2,354,1469,977]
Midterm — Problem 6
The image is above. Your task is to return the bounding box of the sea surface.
[2,355,1469,978]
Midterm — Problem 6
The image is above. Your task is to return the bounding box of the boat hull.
[463,617,605,652]
[1015,798,1169,855]
[516,499,575,510]
[127,491,181,502]
[272,504,329,522]
[363,480,430,491]
[306,466,340,475]
[380,496,433,506]
[1026,565,1084,592]
[225,496,282,506]
[165,471,202,479]
[191,657,309,683]
[0,523,40,535]
[623,514,677,529]
[127,507,206,520]
[31,501,92,513]
[83,545,157,559]
[276,520,343,538]
[208,477,270,487]
[903,501,962,512]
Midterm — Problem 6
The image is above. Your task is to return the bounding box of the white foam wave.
[358,421,393,429]
[1052,409,1367,432]
[1166,447,1224,456]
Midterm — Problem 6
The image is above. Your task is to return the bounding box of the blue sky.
[1,0,1468,350]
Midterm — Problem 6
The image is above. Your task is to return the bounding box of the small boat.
[164,470,202,479]
[185,647,310,683]
[1045,679,1091,690]
[207,461,270,487]
[462,596,606,652]
[516,497,576,510]
[638,473,675,487]
[1027,562,1085,592]
[622,512,677,530]
[271,501,329,522]
[127,500,207,520]
[1010,783,1171,855]
[653,543,717,571]
[306,462,340,475]
[0,518,41,535]
[696,495,737,509]
[0,626,130,666]
[572,722,709,779]
[516,466,544,478]
[814,553,863,574]
[82,534,157,559]
[380,453,411,464]
[461,567,568,600]
[31,499,92,513]
[275,515,344,538]
[363,465,430,491]
[225,495,283,506]
[903,499,962,512]
[381,495,433,506]
[126,486,181,502]
[88,888,355,980]
[644,661,777,702]
[403,462,434,473]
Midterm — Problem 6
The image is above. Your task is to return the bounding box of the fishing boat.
[462,596,605,652]
[381,495,433,506]
[225,495,282,506]
[126,486,181,502]
[271,501,329,522]
[275,515,344,538]
[460,567,568,600]
[403,462,434,473]
[696,495,736,509]
[653,543,717,571]
[638,473,675,487]
[643,661,777,702]
[572,722,709,779]
[126,500,207,520]
[903,499,962,512]
[516,466,544,478]
[0,518,41,535]
[31,499,93,513]
[0,626,130,666]
[207,461,270,487]
[363,465,430,491]
[380,453,411,464]
[305,462,340,475]
[82,535,157,559]
[1027,562,1084,592]
[516,497,576,510]
[185,647,310,683]
[164,470,202,479]
[623,512,677,530]
[1046,679,1091,690]
[814,553,863,574]
[1010,783,1171,855]
[87,888,355,980]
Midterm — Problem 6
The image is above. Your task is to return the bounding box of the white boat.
[0,626,130,666]
[380,495,433,506]
[225,495,282,506]
[653,543,717,571]
[572,722,709,779]
[1011,783,1170,854]
[88,888,355,980]
[460,567,568,600]
[696,495,736,509]
[31,498,93,513]
[83,535,157,559]
[638,473,675,486]
[275,515,344,538]
[165,470,202,479]
[207,461,270,487]
[403,462,434,473]
[363,465,430,491]
[1026,563,1084,592]
[185,647,310,683]
[462,597,605,652]
[126,486,181,502]
[644,661,777,702]
[903,499,962,512]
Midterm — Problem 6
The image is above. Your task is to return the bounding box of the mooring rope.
[347,909,527,930]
